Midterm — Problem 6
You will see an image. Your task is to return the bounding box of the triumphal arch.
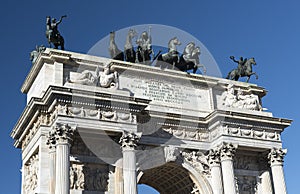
[11,49,291,194]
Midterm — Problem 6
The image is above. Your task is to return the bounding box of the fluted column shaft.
[55,142,70,194]
[220,143,237,194]
[260,170,273,194]
[123,148,137,194]
[208,149,223,194]
[47,124,75,194]
[49,149,56,194]
[119,132,141,194]
[268,148,287,194]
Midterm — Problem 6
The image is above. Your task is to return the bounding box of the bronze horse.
[226,57,258,82]
[45,16,66,50]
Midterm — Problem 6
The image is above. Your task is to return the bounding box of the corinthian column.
[119,131,141,194]
[46,129,57,194]
[220,143,237,194]
[207,149,223,194]
[53,124,75,194]
[268,148,287,194]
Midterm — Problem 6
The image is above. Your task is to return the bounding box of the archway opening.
[138,184,160,194]
[138,162,197,194]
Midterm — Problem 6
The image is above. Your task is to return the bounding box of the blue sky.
[0,1,299,193]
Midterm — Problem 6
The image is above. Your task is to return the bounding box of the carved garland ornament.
[50,104,136,124]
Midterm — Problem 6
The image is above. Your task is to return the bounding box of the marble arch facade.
[11,49,291,194]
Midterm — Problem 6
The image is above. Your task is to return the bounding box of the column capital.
[207,148,221,166]
[119,131,141,150]
[47,124,76,147]
[46,127,57,151]
[268,148,287,166]
[219,142,237,161]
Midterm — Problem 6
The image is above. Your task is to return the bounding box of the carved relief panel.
[70,163,109,192]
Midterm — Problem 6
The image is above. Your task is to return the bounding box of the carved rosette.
[268,148,287,166]
[207,148,221,166]
[219,143,237,161]
[119,131,141,150]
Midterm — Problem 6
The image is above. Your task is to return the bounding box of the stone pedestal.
[220,143,237,194]
[208,149,223,194]
[119,132,140,194]
[268,148,287,194]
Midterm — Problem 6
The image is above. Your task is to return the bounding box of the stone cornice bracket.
[52,123,76,145]
[119,131,141,150]
[268,148,287,166]
[219,142,238,161]
[207,148,221,166]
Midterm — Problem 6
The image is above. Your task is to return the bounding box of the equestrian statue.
[226,56,258,82]
[46,15,66,50]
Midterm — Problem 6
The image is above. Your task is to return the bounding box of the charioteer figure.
[136,27,154,64]
[46,15,66,50]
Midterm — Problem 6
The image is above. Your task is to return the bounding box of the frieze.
[22,113,51,149]
[23,154,39,194]
[151,127,209,141]
[50,103,136,124]
[210,125,280,142]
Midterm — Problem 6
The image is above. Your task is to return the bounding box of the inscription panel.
[121,77,211,112]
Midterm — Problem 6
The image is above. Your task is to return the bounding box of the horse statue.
[109,31,124,61]
[156,37,181,69]
[124,29,138,63]
[136,28,154,65]
[175,42,206,74]
[226,56,258,82]
[45,15,66,50]
[30,45,46,64]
